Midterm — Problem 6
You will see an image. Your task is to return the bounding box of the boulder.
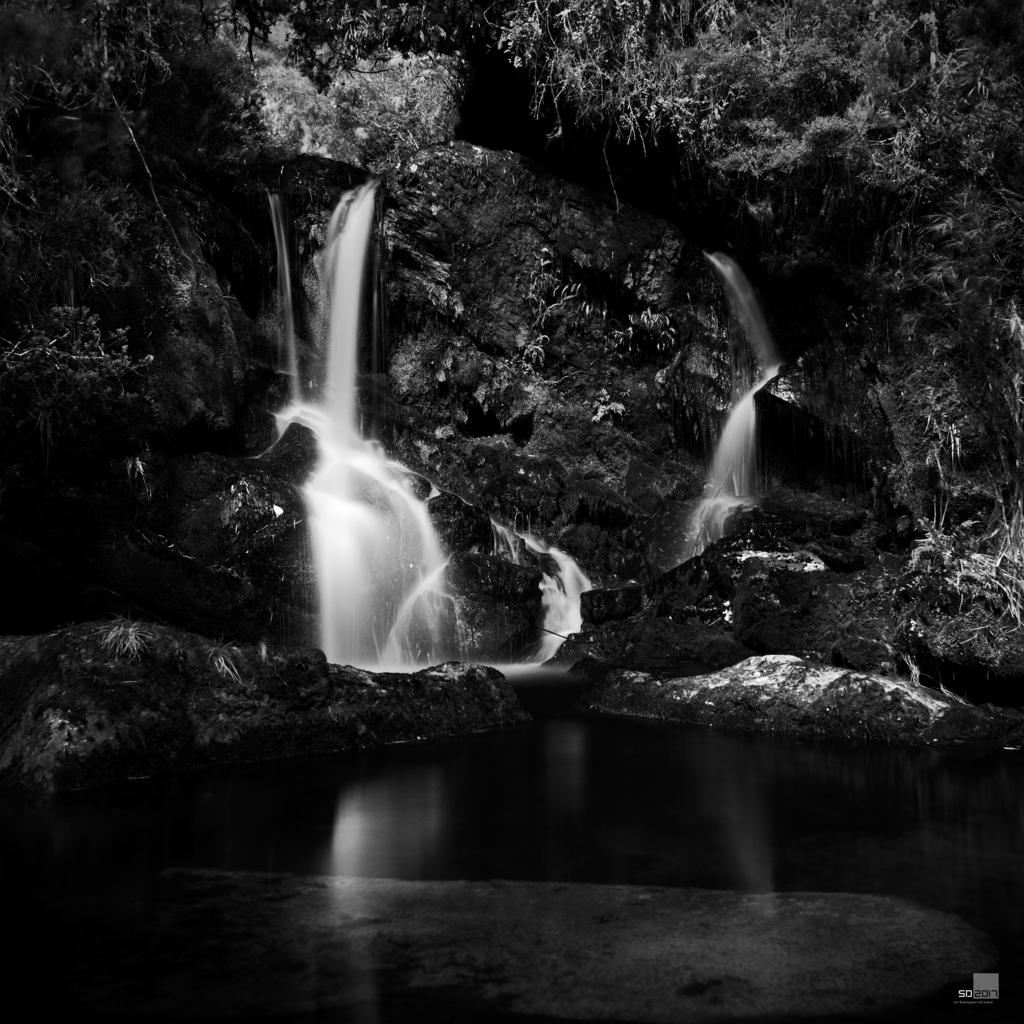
[0,621,529,792]
[550,617,755,676]
[427,491,493,555]
[381,140,704,580]
[444,552,544,662]
[584,654,1024,748]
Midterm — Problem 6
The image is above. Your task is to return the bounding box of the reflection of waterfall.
[690,254,781,557]
[274,182,449,668]
[491,521,591,663]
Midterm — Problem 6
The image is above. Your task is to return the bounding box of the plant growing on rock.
[592,388,626,424]
[97,618,153,661]
[0,307,152,460]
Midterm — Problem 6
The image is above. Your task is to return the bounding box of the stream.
[2,673,1021,1021]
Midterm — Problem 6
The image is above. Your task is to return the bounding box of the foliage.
[335,55,464,171]
[0,307,152,459]
[592,387,626,423]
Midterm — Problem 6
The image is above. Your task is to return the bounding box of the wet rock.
[0,621,529,792]
[65,869,993,1022]
[551,617,754,676]
[122,450,317,646]
[83,530,261,640]
[731,553,897,671]
[581,584,643,626]
[643,552,735,623]
[584,654,1024,748]
[254,421,320,484]
[383,141,693,569]
[444,552,544,662]
[721,489,868,547]
[426,492,493,555]
[465,445,567,533]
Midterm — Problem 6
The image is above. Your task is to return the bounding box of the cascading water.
[690,253,781,557]
[268,184,590,668]
[268,195,300,400]
[272,182,449,668]
[491,522,591,663]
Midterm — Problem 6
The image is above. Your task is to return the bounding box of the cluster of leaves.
[0,1,279,473]
[335,55,464,171]
[0,307,152,460]
[0,2,267,324]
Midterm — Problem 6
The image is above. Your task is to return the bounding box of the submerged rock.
[63,869,993,1021]
[0,621,529,793]
[585,654,1024,749]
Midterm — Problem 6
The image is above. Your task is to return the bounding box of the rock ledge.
[585,654,1024,748]
[0,622,529,793]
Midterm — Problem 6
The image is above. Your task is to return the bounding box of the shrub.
[0,307,152,460]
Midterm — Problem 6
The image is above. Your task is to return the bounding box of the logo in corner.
[956,973,999,1004]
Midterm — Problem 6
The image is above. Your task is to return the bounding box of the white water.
[269,182,590,667]
[268,196,301,399]
[274,182,449,668]
[690,253,781,557]
[491,521,592,663]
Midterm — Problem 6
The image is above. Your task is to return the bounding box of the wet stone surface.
[585,654,1024,749]
[62,869,994,1021]
[0,621,529,793]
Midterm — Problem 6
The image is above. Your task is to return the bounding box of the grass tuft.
[97,618,152,661]
[208,645,243,685]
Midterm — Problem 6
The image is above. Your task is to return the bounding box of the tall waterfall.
[273,183,448,668]
[268,184,589,667]
[690,254,781,557]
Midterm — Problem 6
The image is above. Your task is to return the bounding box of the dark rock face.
[0,622,529,793]
[551,617,754,675]
[382,140,710,582]
[427,491,493,555]
[85,437,320,648]
[444,553,544,662]
[581,584,643,626]
[584,655,1024,750]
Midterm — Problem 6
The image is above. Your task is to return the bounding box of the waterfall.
[269,182,590,667]
[268,195,300,400]
[273,182,449,668]
[690,253,781,557]
[491,522,592,664]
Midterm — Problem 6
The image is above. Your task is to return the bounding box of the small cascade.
[273,181,450,669]
[491,521,592,663]
[689,253,782,557]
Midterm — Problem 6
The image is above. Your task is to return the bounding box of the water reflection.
[327,764,446,878]
[2,712,1022,991]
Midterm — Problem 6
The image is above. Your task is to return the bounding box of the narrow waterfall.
[690,253,781,557]
[268,195,300,400]
[273,182,449,668]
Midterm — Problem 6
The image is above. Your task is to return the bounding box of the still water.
[2,680,1022,1021]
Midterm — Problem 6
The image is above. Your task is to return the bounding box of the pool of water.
[2,681,1021,1021]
